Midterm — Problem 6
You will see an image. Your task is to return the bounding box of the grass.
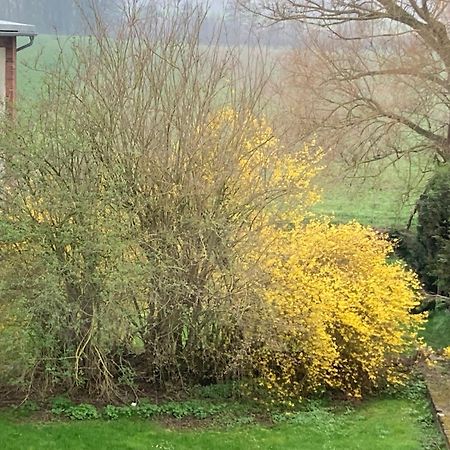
[0,398,444,449]
[422,309,450,350]
[16,34,76,102]
[312,158,432,229]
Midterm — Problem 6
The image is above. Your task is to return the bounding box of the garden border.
[425,382,450,449]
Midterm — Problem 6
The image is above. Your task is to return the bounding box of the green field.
[16,34,430,230]
[0,398,444,450]
[312,158,432,228]
[17,35,75,101]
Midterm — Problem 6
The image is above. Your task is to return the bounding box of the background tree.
[253,1,450,182]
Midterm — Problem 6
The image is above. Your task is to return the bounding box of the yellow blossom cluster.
[202,107,322,228]
[205,109,423,401]
[254,220,424,400]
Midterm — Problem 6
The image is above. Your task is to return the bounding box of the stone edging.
[426,385,450,449]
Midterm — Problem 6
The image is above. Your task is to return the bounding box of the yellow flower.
[251,220,424,401]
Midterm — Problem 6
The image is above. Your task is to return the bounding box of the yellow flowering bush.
[208,109,424,401]
[254,221,424,400]
[0,90,423,398]
[200,107,322,226]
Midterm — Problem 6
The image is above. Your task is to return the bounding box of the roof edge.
[0,20,36,37]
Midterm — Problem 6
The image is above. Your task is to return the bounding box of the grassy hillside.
[16,34,75,101]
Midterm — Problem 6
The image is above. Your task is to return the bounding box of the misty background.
[2,0,295,46]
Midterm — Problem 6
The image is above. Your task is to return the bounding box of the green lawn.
[0,398,444,450]
[312,159,431,229]
[422,309,450,350]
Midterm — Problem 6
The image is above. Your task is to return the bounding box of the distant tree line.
[2,0,118,34]
[2,0,293,46]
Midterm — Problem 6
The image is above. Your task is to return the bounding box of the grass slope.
[422,310,450,350]
[312,159,431,229]
[16,34,75,102]
[0,399,444,450]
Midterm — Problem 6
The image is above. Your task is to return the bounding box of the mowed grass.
[0,398,443,450]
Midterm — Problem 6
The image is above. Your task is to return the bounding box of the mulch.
[0,385,27,407]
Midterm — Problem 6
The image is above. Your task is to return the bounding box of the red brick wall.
[0,36,16,107]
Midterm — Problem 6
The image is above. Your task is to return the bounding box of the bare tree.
[250,1,450,175]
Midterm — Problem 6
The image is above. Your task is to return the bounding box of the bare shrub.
[0,1,320,398]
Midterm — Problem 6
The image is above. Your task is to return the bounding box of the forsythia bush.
[0,4,425,400]
[202,107,322,223]
[254,220,424,400]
